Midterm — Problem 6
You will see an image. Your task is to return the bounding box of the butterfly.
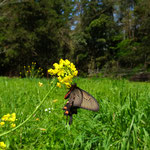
[63,83,99,125]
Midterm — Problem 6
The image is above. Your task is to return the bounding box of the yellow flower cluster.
[0,113,16,128]
[38,82,43,87]
[20,62,44,78]
[48,59,78,88]
[0,141,6,149]
[32,62,36,65]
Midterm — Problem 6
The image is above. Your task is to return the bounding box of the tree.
[0,0,74,75]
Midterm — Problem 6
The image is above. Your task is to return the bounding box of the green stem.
[0,83,55,137]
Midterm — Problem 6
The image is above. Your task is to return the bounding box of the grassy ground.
[0,77,150,150]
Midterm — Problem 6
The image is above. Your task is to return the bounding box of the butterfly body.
[63,84,99,125]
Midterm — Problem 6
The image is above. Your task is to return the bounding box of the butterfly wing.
[68,88,83,107]
[79,89,99,111]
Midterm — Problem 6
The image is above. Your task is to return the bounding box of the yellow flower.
[8,113,16,122]
[11,113,16,121]
[48,59,78,88]
[53,99,58,103]
[10,123,16,128]
[36,118,39,121]
[12,113,16,118]
[0,142,6,149]
[57,70,64,76]
[2,113,10,121]
[73,70,78,76]
[57,76,62,82]
[59,59,65,65]
[39,82,43,87]
[63,75,73,82]
[39,128,46,131]
[53,63,59,69]
[53,69,59,74]
[65,59,70,65]
[70,63,76,71]
[57,82,61,88]
[65,82,71,88]
[0,122,5,126]
[48,69,54,75]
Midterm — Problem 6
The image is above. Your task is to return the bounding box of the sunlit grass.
[0,77,150,149]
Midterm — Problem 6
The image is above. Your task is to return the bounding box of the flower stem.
[0,81,55,137]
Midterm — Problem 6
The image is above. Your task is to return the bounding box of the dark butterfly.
[63,83,99,125]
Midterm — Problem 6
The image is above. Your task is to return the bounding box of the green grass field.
[0,77,150,150]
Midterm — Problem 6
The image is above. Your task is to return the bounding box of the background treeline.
[0,0,150,77]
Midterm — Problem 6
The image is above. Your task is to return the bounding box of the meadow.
[0,76,150,150]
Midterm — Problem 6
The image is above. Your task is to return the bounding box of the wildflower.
[59,59,65,64]
[8,113,16,122]
[48,69,54,75]
[45,107,53,113]
[57,82,61,88]
[0,122,5,126]
[53,99,58,103]
[10,123,16,128]
[1,113,16,122]
[0,141,6,149]
[38,82,43,87]
[1,113,10,121]
[64,59,70,65]
[48,59,78,88]
[65,82,71,88]
[73,70,78,76]
[36,118,39,121]
[24,66,26,68]
[53,63,59,69]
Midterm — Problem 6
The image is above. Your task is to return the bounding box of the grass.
[0,76,150,150]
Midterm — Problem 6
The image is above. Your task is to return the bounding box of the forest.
[0,0,150,78]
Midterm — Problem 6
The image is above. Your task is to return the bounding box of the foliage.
[0,0,73,76]
[0,77,150,149]
[0,0,150,76]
